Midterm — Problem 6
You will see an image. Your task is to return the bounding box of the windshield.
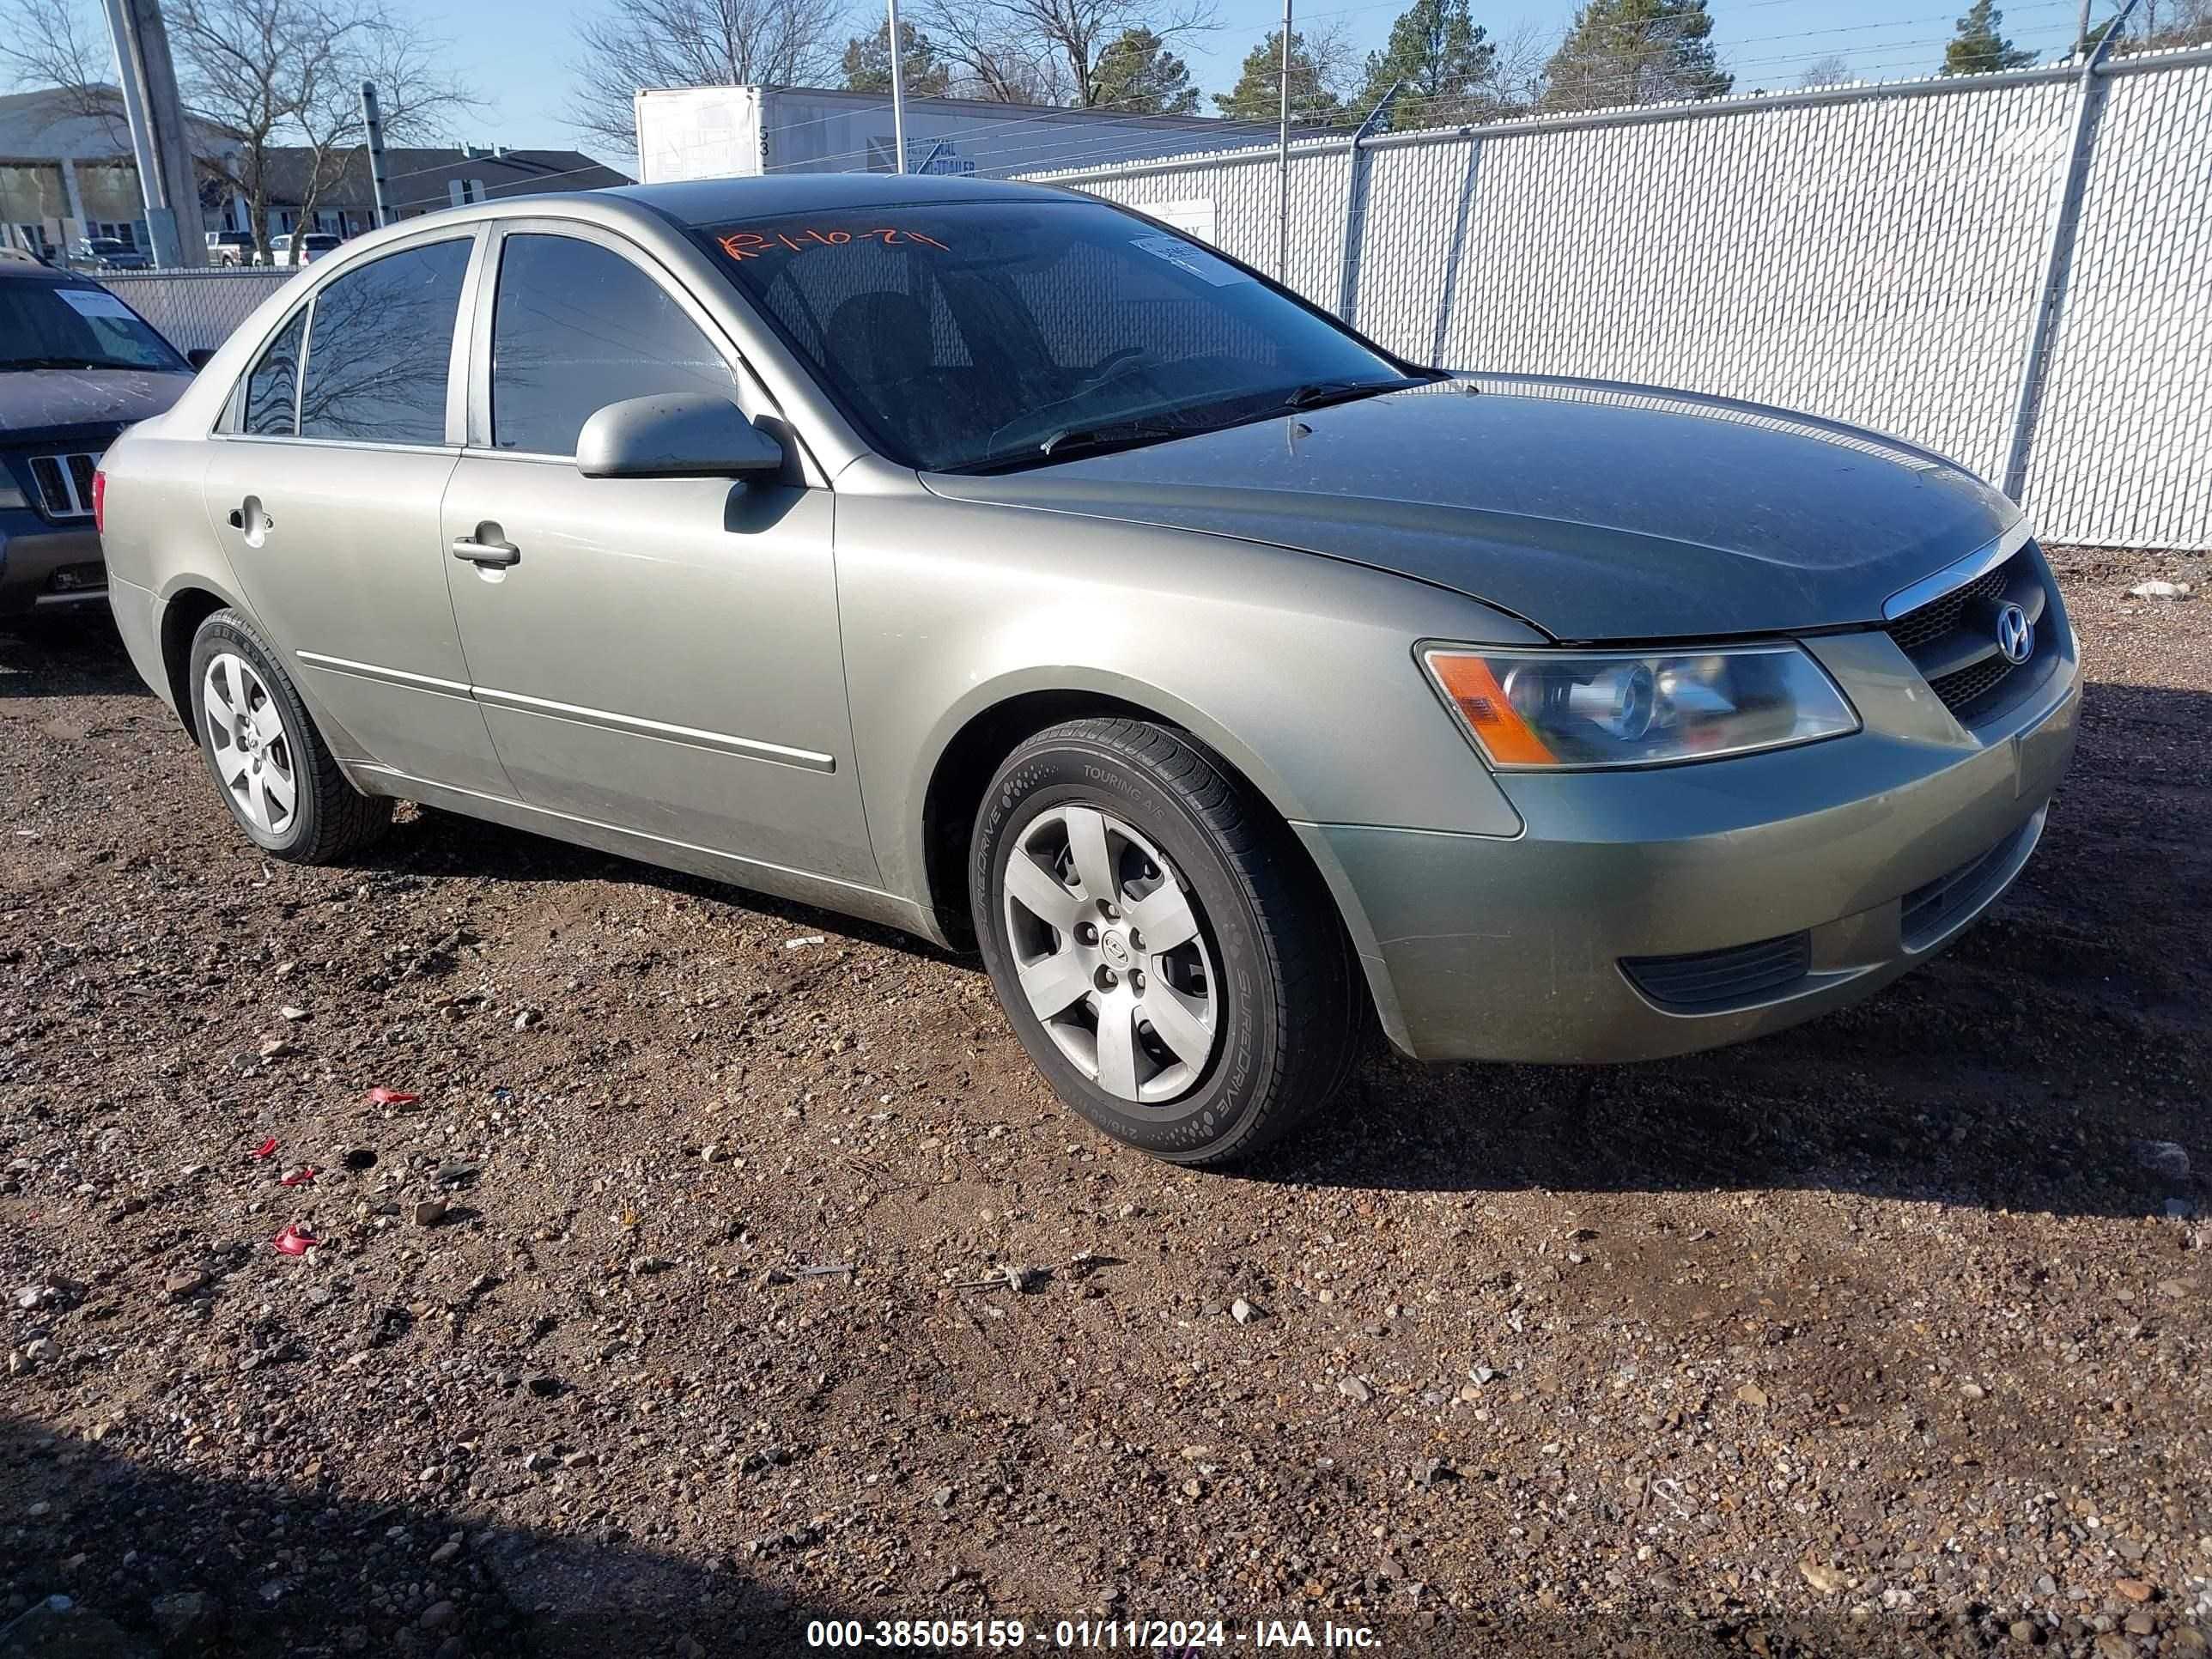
[702,200,1428,471]
[0,280,186,372]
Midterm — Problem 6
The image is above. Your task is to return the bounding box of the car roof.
[605,172,1073,228]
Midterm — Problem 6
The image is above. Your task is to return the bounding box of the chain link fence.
[98,266,291,355]
[1027,46,2212,551]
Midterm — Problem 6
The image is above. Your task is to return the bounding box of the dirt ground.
[1,546,2206,1659]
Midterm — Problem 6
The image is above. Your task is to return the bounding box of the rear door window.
[296,238,471,445]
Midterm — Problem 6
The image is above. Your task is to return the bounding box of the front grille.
[27,452,101,520]
[1622,931,1813,1010]
[1899,817,2037,950]
[1925,653,2014,710]
[1885,562,2011,654]
[1881,544,2051,722]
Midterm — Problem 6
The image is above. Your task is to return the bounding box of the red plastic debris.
[279,1167,318,1187]
[271,1223,316,1255]
[251,1136,279,1160]
[366,1087,421,1106]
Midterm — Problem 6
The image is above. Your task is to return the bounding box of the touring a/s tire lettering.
[968,717,1358,1167]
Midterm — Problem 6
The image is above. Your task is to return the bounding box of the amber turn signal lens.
[1425,652,1555,766]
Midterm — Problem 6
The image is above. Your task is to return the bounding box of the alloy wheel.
[1000,804,1219,1103]
[203,651,297,837]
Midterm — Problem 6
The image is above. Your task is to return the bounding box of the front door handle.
[452,532,520,568]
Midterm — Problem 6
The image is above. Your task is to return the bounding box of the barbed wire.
[733,0,2093,180]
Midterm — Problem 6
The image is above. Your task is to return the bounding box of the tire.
[187,608,389,863]
[969,717,1357,1167]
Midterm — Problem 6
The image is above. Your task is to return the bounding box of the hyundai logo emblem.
[1994,602,2034,665]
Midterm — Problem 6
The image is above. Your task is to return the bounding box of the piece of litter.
[280,1005,307,1021]
[2127,579,2194,600]
[270,1224,316,1256]
[366,1087,420,1106]
[784,935,827,950]
[778,1262,854,1280]
[251,1137,279,1160]
[279,1167,318,1187]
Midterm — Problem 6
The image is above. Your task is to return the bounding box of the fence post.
[1336,84,1401,326]
[2001,0,2136,503]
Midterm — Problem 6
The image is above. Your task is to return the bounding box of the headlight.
[0,483,27,511]
[1422,643,1858,769]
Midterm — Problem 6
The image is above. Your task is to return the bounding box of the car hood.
[923,374,2021,641]
[0,368,195,444]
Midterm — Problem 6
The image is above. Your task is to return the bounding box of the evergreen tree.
[1942,1,2036,74]
[1355,0,1498,131]
[1092,26,1199,113]
[1212,29,1344,124]
[841,19,952,96]
[1540,0,1731,113]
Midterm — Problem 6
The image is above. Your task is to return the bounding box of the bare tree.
[2120,0,2212,47]
[1481,17,1554,112]
[0,0,472,260]
[910,0,1218,107]
[0,0,139,149]
[1797,52,1852,88]
[570,0,846,155]
[170,0,473,258]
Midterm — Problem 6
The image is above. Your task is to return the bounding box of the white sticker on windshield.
[55,287,137,321]
[1129,234,1249,287]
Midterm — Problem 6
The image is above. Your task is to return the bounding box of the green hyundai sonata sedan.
[94,174,2078,1164]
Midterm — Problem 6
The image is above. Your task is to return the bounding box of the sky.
[434,0,2097,161]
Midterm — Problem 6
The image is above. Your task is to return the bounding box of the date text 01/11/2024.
[802,1619,1383,1650]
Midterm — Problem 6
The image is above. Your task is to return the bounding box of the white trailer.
[634,85,1293,186]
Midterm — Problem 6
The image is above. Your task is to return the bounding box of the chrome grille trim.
[1879,520,2033,621]
[27,451,102,520]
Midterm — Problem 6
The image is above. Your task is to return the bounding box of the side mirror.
[186,347,216,369]
[575,392,785,481]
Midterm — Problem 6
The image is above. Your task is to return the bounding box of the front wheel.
[969,718,1357,1166]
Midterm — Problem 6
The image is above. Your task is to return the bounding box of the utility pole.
[2075,0,2094,56]
[100,0,207,265]
[886,0,909,173]
[2002,0,2138,501]
[1277,0,1292,279]
[361,82,392,228]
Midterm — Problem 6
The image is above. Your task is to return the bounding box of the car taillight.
[92,468,106,533]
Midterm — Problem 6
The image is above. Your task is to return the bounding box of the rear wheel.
[969,717,1357,1166]
[187,609,389,862]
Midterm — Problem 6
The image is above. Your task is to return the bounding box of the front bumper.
[1303,629,2081,1064]
[0,514,106,616]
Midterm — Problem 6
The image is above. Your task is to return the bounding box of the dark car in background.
[0,254,196,616]
[74,237,152,272]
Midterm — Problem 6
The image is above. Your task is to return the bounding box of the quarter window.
[489,234,736,456]
[239,310,303,435]
[296,238,471,445]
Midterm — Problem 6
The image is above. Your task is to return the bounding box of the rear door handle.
[452,534,520,568]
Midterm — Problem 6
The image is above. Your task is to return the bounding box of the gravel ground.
[0,546,2206,1659]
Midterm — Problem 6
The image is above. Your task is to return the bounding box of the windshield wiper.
[1035,419,1182,460]
[0,355,159,372]
[1277,375,1427,410]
